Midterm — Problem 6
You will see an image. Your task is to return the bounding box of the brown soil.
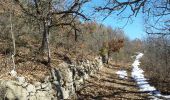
[77,63,150,100]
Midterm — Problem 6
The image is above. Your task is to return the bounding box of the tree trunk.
[102,52,109,64]
[75,29,78,42]
[46,27,51,65]
[163,37,168,68]
[41,20,51,65]
[106,50,110,64]
[41,21,48,51]
[10,1,16,70]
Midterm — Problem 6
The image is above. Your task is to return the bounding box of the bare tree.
[14,0,90,65]
[96,0,147,17]
[95,0,169,35]
[10,0,17,76]
[144,0,170,35]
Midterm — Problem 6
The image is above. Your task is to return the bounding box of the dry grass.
[141,64,170,95]
[0,35,97,83]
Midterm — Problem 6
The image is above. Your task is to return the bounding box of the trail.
[77,53,170,100]
[77,63,150,99]
[131,53,170,99]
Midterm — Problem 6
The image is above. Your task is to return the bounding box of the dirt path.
[77,63,150,100]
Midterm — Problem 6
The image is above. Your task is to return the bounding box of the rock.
[41,83,52,91]
[74,78,84,91]
[53,81,59,85]
[45,83,52,91]
[0,86,6,100]
[30,92,35,96]
[34,82,41,90]
[44,76,50,83]
[51,68,57,81]
[41,83,48,89]
[9,69,17,77]
[0,56,103,100]
[70,64,75,68]
[86,60,90,64]
[58,62,73,83]
[76,65,85,77]
[2,81,29,100]
[51,68,62,82]
[17,76,25,85]
[0,80,56,100]
[53,62,76,99]
[5,89,16,100]
[29,96,37,100]
[84,73,89,79]
[26,84,36,93]
[61,87,70,99]
[35,91,52,100]
[34,82,41,86]
[22,82,28,88]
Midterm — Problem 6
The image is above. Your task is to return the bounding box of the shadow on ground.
[76,64,150,100]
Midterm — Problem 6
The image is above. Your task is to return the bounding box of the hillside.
[0,0,170,100]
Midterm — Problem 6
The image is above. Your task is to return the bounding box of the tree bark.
[41,20,51,65]
[75,29,78,42]
[41,21,48,51]
[10,1,16,70]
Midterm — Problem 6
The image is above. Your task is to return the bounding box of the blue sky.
[82,0,147,40]
[102,14,146,40]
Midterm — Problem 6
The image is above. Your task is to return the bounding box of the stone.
[26,84,36,93]
[0,55,104,100]
[22,82,28,88]
[53,81,59,85]
[44,76,50,83]
[3,81,29,100]
[75,78,83,86]
[41,83,48,89]
[5,89,16,100]
[84,73,89,79]
[45,83,52,91]
[61,87,70,99]
[41,83,52,91]
[9,69,17,77]
[86,60,90,64]
[55,62,76,99]
[70,64,75,68]
[34,82,41,86]
[51,68,58,81]
[29,95,37,100]
[35,91,51,100]
[0,86,6,99]
[30,92,35,96]
[17,76,25,85]
[58,62,73,83]
[34,82,41,90]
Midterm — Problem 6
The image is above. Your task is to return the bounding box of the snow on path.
[131,53,170,99]
[116,70,127,79]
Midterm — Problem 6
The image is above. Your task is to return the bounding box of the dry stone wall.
[0,56,103,100]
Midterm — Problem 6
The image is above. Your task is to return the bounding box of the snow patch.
[116,70,127,79]
[131,53,170,99]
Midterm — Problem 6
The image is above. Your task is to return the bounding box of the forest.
[0,0,169,99]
